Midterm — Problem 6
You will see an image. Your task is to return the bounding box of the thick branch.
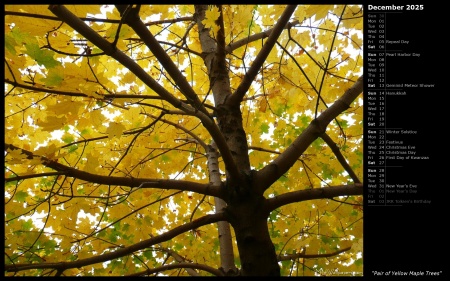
[5,143,225,199]
[224,20,300,54]
[4,212,226,273]
[5,172,65,182]
[126,262,225,277]
[278,246,352,261]
[226,5,297,107]
[5,10,193,25]
[48,5,238,182]
[5,78,161,100]
[264,184,363,213]
[255,76,363,192]
[115,5,209,117]
[47,5,185,110]
[194,5,233,106]
[148,236,199,276]
[321,133,361,183]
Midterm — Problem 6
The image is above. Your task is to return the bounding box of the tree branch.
[47,5,185,110]
[278,246,352,261]
[255,76,363,192]
[4,11,193,26]
[227,5,297,107]
[5,172,65,182]
[115,5,210,117]
[264,184,363,214]
[5,143,225,199]
[5,78,161,100]
[126,261,224,276]
[48,5,238,183]
[321,133,361,184]
[145,113,209,151]
[4,212,226,273]
[224,20,300,54]
[145,234,199,276]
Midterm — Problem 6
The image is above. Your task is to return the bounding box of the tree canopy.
[4,4,364,276]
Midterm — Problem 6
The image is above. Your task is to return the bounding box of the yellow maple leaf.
[84,152,100,173]
[36,115,68,132]
[120,71,137,85]
[78,216,94,232]
[201,6,220,36]
[306,5,334,20]
[259,98,267,113]
[5,147,28,164]
[90,109,106,128]
[46,99,84,117]
[106,122,126,139]
[351,33,362,49]
[34,143,59,159]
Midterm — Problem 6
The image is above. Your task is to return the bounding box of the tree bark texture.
[195,5,281,276]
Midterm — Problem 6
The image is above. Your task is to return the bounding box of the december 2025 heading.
[367,4,424,11]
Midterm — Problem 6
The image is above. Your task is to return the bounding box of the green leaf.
[5,212,15,220]
[43,240,58,254]
[161,154,170,162]
[40,69,64,86]
[10,27,35,46]
[96,227,107,238]
[354,258,363,267]
[298,115,311,126]
[312,138,324,150]
[321,163,334,180]
[280,259,291,268]
[277,175,288,183]
[5,34,17,55]
[15,190,28,203]
[25,43,60,68]
[94,268,106,275]
[108,232,118,243]
[270,228,280,238]
[62,135,75,144]
[22,219,33,231]
[143,250,153,260]
[260,123,270,134]
[212,239,220,252]
[321,235,330,244]
[67,144,78,154]
[174,243,184,251]
[110,259,122,271]
[268,210,278,222]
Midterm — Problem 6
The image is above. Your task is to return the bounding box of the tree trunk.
[226,188,280,276]
[233,217,280,276]
[207,143,238,275]
[195,5,280,276]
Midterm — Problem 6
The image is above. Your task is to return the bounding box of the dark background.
[363,1,445,278]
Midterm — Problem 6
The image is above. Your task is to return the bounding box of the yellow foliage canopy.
[5,4,363,277]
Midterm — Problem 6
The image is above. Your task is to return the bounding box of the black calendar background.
[363,1,445,277]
